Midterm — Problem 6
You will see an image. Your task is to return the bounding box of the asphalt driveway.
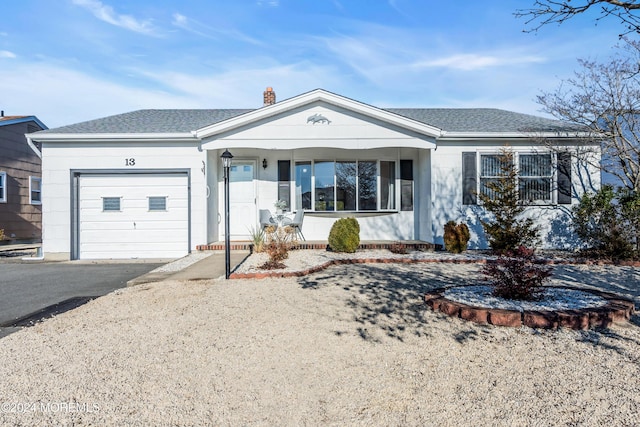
[0,259,163,337]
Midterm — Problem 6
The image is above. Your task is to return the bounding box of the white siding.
[41,142,206,260]
[430,142,601,249]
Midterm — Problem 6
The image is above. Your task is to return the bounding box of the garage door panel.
[78,173,189,260]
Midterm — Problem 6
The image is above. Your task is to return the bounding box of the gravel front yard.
[0,259,638,426]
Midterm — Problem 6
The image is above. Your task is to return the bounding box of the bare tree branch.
[536,39,640,191]
[516,0,640,35]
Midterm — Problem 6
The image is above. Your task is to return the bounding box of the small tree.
[536,39,640,194]
[483,246,553,301]
[478,149,540,253]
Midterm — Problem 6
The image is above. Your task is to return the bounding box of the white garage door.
[78,173,189,259]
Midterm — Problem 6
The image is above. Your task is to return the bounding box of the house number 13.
[125,158,136,166]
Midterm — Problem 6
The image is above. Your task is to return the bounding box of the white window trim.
[29,176,42,205]
[478,151,557,206]
[0,171,6,203]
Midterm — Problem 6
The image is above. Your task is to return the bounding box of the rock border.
[425,286,636,330]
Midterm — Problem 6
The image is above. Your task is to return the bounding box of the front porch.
[196,240,440,252]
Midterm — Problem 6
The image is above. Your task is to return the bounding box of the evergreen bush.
[443,221,470,253]
[328,217,360,253]
[573,185,639,260]
[483,246,553,301]
[478,149,540,253]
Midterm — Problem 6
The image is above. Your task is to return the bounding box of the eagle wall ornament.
[307,113,331,124]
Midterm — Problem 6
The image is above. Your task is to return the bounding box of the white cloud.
[413,53,545,71]
[171,12,262,45]
[72,0,159,36]
[0,50,16,58]
[0,58,343,128]
[257,0,280,6]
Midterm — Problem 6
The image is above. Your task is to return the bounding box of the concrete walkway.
[127,250,251,285]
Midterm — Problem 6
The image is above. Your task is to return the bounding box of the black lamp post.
[221,149,233,279]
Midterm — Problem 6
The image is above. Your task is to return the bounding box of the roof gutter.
[27,132,199,143]
[439,130,595,141]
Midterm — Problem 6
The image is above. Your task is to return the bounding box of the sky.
[0,0,629,129]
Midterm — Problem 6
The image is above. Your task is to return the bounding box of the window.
[277,160,291,211]
[294,160,404,212]
[148,196,167,211]
[519,154,552,203]
[0,172,6,203]
[479,153,554,204]
[102,197,121,211]
[400,160,413,211]
[29,177,42,204]
[380,161,396,210]
[295,161,312,210]
[315,161,335,211]
[480,154,510,200]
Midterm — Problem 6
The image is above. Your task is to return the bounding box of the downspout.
[26,136,42,159]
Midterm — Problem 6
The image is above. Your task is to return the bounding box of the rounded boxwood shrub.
[328,217,360,253]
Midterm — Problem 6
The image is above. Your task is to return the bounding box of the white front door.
[229,161,256,239]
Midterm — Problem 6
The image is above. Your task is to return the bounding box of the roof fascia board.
[0,116,48,130]
[195,89,442,139]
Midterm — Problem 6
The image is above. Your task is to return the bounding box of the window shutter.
[462,152,477,205]
[557,152,572,204]
[277,160,291,210]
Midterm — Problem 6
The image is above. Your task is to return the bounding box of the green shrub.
[328,217,360,253]
[573,185,638,260]
[443,221,470,253]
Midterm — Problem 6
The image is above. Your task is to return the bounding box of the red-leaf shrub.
[482,246,553,301]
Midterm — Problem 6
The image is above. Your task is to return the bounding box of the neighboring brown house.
[0,112,47,242]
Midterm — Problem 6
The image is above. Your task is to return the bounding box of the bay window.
[294,159,407,212]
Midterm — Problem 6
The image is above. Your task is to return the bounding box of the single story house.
[0,112,47,242]
[29,88,598,260]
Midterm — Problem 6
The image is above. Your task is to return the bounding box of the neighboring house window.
[294,160,403,212]
[102,197,121,211]
[474,152,565,205]
[148,196,167,211]
[0,171,6,203]
[29,176,42,204]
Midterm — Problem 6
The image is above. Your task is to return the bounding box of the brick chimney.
[263,87,276,106]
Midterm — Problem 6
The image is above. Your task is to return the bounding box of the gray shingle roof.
[384,108,580,133]
[37,106,580,135]
[38,109,254,134]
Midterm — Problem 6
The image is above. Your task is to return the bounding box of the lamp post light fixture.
[262,158,268,169]
[221,149,234,279]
